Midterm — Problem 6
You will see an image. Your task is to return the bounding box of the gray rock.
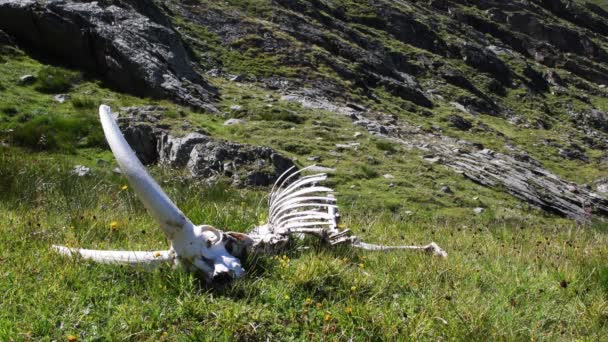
[121,123,158,165]
[596,179,608,194]
[440,186,453,194]
[158,132,209,167]
[307,88,608,221]
[53,94,69,103]
[113,106,298,186]
[383,174,395,179]
[459,42,511,83]
[223,118,245,126]
[0,0,217,111]
[423,155,442,164]
[187,140,295,186]
[558,144,588,162]
[96,159,109,167]
[72,165,90,177]
[335,142,360,149]
[229,105,243,111]
[450,102,469,114]
[473,207,485,214]
[446,114,472,131]
[228,74,244,82]
[18,74,35,85]
[308,166,336,173]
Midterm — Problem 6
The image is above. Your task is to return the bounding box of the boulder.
[187,141,295,186]
[72,165,91,177]
[223,118,245,126]
[581,109,608,133]
[158,132,209,167]
[446,114,472,131]
[0,0,218,111]
[473,207,485,214]
[114,106,296,186]
[459,42,511,83]
[558,144,588,162]
[121,123,158,165]
[53,94,69,103]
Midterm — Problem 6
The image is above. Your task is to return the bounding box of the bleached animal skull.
[54,105,446,283]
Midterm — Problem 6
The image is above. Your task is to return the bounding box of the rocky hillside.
[1,0,607,222]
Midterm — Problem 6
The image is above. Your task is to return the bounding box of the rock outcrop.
[0,0,218,111]
[116,106,296,187]
[281,91,608,222]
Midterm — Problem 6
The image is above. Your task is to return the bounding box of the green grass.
[1,11,608,339]
[1,147,607,340]
[34,66,80,94]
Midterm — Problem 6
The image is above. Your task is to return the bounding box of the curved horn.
[99,105,192,236]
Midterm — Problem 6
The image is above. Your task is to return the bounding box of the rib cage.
[267,166,339,233]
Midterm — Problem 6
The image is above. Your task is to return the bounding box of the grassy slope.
[1,147,608,340]
[0,3,608,340]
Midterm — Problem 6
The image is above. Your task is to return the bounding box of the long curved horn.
[99,105,192,236]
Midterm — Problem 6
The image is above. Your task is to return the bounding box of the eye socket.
[200,227,222,246]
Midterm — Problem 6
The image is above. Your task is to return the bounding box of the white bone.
[99,105,191,236]
[269,194,335,219]
[269,166,321,205]
[269,175,329,209]
[353,241,448,258]
[270,198,335,222]
[270,203,338,227]
[275,213,336,228]
[52,245,173,265]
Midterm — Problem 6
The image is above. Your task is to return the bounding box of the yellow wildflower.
[67,335,78,342]
[344,307,353,314]
[350,286,357,292]
[305,298,313,305]
[316,302,323,309]
[109,221,119,231]
[324,312,332,321]
[121,184,128,191]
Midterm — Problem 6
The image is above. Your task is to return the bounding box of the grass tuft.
[34,66,80,94]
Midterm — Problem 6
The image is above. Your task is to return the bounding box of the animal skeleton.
[53,105,446,282]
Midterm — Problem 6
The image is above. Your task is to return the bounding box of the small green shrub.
[258,108,304,124]
[281,142,312,155]
[358,164,379,179]
[34,66,79,93]
[71,96,96,109]
[225,0,272,19]
[375,139,397,153]
[1,106,17,116]
[11,113,102,151]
